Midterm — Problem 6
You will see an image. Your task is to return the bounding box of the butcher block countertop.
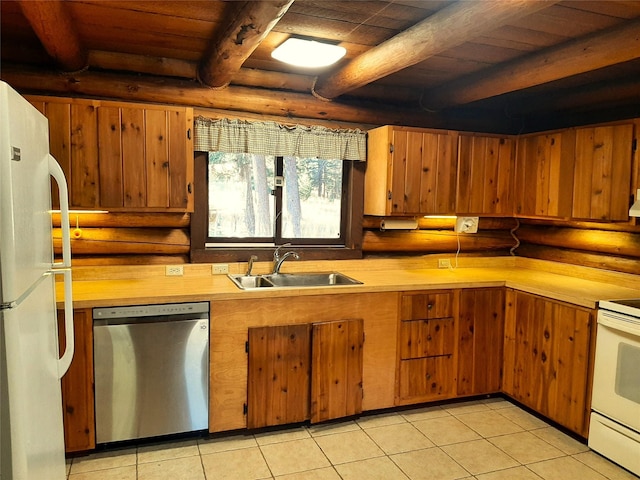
[57,256,640,310]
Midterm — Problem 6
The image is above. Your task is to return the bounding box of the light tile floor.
[66,398,639,480]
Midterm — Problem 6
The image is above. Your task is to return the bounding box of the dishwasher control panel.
[93,301,209,319]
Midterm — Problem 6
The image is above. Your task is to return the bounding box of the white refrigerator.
[0,81,74,479]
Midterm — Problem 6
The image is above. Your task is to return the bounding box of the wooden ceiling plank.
[423,18,640,111]
[312,0,556,100]
[17,0,87,72]
[197,0,294,88]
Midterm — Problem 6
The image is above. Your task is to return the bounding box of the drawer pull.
[427,303,433,310]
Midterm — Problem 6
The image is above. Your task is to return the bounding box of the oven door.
[591,309,640,432]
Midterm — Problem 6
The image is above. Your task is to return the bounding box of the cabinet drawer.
[398,356,455,401]
[401,293,454,320]
[400,318,455,359]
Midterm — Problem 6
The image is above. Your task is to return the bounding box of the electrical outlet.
[438,258,451,269]
[165,265,184,276]
[212,263,229,275]
[455,216,479,233]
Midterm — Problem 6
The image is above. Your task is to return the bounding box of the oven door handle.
[599,313,640,336]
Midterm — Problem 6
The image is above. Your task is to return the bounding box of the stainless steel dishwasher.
[93,302,209,444]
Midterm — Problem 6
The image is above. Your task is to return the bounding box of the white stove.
[589,299,640,476]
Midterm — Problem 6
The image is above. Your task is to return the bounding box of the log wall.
[514,219,640,275]
[362,217,518,256]
[52,212,190,265]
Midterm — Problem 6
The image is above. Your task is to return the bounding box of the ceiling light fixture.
[271,38,346,68]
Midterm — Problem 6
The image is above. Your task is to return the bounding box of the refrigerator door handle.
[48,154,71,269]
[54,268,74,378]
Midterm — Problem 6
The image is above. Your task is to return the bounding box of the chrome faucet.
[272,244,299,274]
[246,255,258,276]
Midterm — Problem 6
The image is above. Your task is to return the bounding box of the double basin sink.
[228,272,362,290]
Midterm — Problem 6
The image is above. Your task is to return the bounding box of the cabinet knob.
[427,303,433,310]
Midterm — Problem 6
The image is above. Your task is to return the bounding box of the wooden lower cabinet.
[503,289,594,436]
[247,319,364,428]
[397,290,458,404]
[210,293,395,433]
[247,324,311,428]
[57,308,95,453]
[457,288,504,396]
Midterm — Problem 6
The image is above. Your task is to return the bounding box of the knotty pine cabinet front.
[503,289,594,436]
[456,133,515,216]
[514,130,576,218]
[571,123,634,222]
[27,96,194,212]
[365,125,458,216]
[57,308,95,453]
[397,291,458,404]
[247,319,364,429]
[457,288,504,396]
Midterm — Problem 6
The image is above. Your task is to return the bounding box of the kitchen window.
[207,153,346,245]
[190,118,365,263]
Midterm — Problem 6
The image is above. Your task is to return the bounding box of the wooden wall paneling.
[45,102,71,209]
[145,109,169,208]
[310,318,364,423]
[97,106,124,207]
[247,324,311,429]
[70,104,99,207]
[167,108,193,211]
[121,107,146,208]
[57,308,95,453]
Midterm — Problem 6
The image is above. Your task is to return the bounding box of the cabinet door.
[247,324,311,429]
[572,124,634,221]
[457,288,504,396]
[398,356,455,401]
[57,309,95,453]
[457,134,515,215]
[503,290,593,435]
[311,319,364,423]
[391,129,458,215]
[365,126,457,216]
[27,96,194,212]
[514,131,575,218]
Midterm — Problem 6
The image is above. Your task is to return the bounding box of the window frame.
[190,151,364,263]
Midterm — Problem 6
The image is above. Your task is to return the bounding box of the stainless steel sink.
[228,272,362,290]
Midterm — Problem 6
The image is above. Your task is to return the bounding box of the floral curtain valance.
[194,117,366,161]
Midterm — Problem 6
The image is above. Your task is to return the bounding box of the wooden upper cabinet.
[456,133,515,216]
[571,123,634,222]
[365,125,458,216]
[26,96,194,212]
[514,130,576,218]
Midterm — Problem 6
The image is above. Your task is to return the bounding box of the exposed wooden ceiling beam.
[312,0,556,100]
[17,0,87,72]
[422,18,640,111]
[197,0,294,88]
